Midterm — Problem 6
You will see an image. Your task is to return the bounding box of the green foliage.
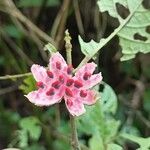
[100,82,118,114]
[17,0,60,7]
[121,125,140,137]
[121,133,150,150]
[0,0,150,149]
[0,109,20,138]
[18,130,28,148]
[18,116,42,148]
[89,133,104,150]
[24,144,46,150]
[54,120,71,150]
[19,76,36,94]
[78,35,100,58]
[97,0,150,61]
[3,25,23,39]
[78,83,121,149]
[79,0,150,61]
[120,60,139,77]
[107,143,123,150]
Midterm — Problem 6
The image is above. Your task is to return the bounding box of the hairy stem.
[65,30,81,150]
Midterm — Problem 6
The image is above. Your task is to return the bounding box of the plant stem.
[65,29,72,64]
[0,72,32,80]
[65,30,81,150]
[2,0,56,47]
[70,115,81,150]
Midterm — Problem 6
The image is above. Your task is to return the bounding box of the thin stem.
[73,0,85,36]
[0,29,34,66]
[55,0,70,46]
[70,115,81,150]
[0,84,18,95]
[51,0,68,38]
[2,0,56,47]
[65,29,72,64]
[0,72,32,80]
[64,30,81,150]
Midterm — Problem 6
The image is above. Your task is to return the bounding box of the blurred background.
[0,0,150,150]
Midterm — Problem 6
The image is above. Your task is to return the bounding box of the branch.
[2,0,56,47]
[0,73,32,80]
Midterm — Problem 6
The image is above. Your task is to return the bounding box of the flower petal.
[75,62,97,79]
[49,52,67,72]
[80,90,97,105]
[31,64,48,83]
[64,97,86,116]
[83,73,103,89]
[25,86,64,106]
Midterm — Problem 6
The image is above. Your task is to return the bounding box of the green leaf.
[105,118,120,143]
[2,25,23,39]
[18,130,28,148]
[107,143,123,150]
[19,76,36,94]
[78,35,100,58]
[97,0,150,61]
[121,133,150,150]
[78,90,120,145]
[19,117,42,141]
[89,133,104,150]
[121,125,140,137]
[100,82,118,114]
[53,139,71,150]
[17,0,60,7]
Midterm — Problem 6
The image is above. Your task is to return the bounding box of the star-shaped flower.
[25,52,102,116]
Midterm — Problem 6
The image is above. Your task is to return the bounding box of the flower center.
[52,81,61,89]
[74,80,83,88]
[56,61,61,70]
[65,88,73,97]
[66,79,74,86]
[36,81,44,88]
[80,90,87,97]
[46,88,55,96]
[83,72,91,80]
[47,71,54,78]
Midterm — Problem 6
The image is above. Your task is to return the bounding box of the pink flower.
[25,52,102,116]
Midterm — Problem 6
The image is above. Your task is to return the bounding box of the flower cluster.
[25,52,102,116]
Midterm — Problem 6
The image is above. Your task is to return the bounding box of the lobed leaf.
[97,0,150,61]
[17,116,42,148]
[79,0,150,61]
